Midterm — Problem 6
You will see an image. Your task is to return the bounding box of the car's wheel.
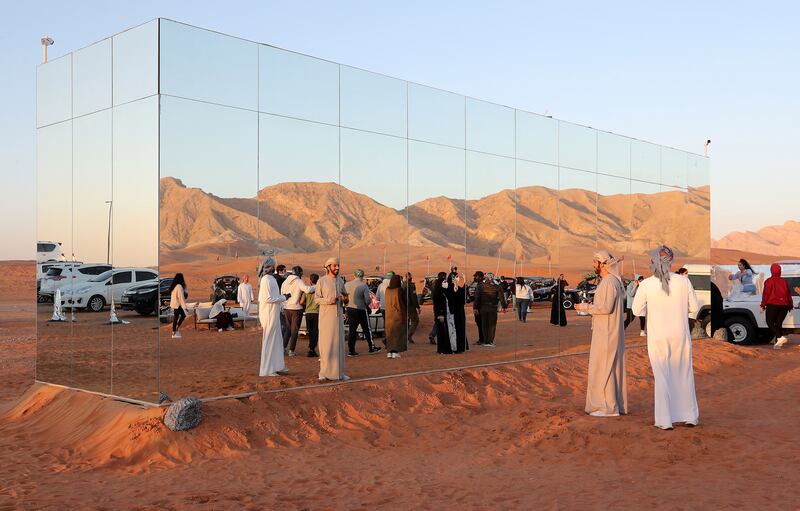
[724,315,757,345]
[562,297,574,310]
[87,295,106,312]
[37,294,50,303]
[700,315,711,337]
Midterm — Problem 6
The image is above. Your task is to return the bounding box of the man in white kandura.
[315,257,349,382]
[576,250,628,417]
[632,245,700,430]
[257,253,289,377]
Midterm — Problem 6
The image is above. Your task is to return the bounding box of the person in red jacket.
[760,263,794,349]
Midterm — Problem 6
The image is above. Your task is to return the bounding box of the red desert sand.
[2,261,799,509]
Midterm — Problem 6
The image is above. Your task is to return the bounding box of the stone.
[712,328,728,341]
[163,396,203,432]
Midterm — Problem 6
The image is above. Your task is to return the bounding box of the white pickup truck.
[715,262,800,344]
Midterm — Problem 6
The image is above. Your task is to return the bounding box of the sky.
[2,0,798,259]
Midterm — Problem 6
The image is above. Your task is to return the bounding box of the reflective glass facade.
[36,19,710,404]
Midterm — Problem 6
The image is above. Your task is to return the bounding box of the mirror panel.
[159,96,259,399]
[598,132,631,179]
[516,110,557,165]
[631,140,660,183]
[559,122,596,172]
[466,152,515,360]
[340,66,406,137]
[36,120,73,386]
[112,20,158,106]
[408,83,464,148]
[661,147,688,189]
[340,129,408,374]
[515,161,560,358]
[72,39,112,117]
[71,110,113,394]
[37,55,72,128]
[259,45,339,125]
[256,113,340,389]
[558,168,597,354]
[160,20,258,110]
[466,98,514,157]
[408,140,467,371]
[112,96,160,402]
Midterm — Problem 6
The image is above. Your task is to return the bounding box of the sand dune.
[1,339,799,509]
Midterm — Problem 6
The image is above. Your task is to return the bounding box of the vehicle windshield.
[688,274,710,291]
[45,268,63,276]
[89,270,114,282]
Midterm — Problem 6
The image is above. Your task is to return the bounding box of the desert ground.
[3,259,800,509]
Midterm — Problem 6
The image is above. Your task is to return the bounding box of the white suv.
[38,263,112,299]
[37,241,65,263]
[717,262,800,344]
[62,268,158,312]
[683,264,711,334]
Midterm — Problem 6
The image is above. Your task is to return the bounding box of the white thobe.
[584,276,627,416]
[258,274,287,376]
[237,283,253,314]
[632,275,700,428]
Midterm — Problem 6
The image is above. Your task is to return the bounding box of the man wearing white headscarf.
[632,245,700,430]
[257,252,288,377]
[575,250,628,417]
[315,257,349,381]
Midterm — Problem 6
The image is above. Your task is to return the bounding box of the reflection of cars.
[211,274,240,301]
[365,275,385,294]
[38,262,112,300]
[719,262,800,344]
[563,275,598,310]
[62,268,158,312]
[37,241,65,263]
[121,278,173,315]
[420,275,438,304]
[520,276,557,301]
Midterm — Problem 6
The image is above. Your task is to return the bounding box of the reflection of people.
[315,258,349,381]
[236,274,254,315]
[710,281,725,339]
[281,266,316,357]
[258,254,288,377]
[209,298,234,332]
[515,277,533,323]
[384,275,408,358]
[474,273,507,347]
[468,271,485,344]
[302,274,320,357]
[432,272,452,354]
[576,251,627,418]
[624,275,646,336]
[169,273,188,339]
[728,258,756,294]
[550,274,567,327]
[344,269,381,356]
[761,263,793,349]
[446,272,468,353]
[632,245,700,430]
[405,273,421,343]
[377,271,394,336]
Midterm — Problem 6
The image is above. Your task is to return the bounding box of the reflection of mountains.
[160,177,709,258]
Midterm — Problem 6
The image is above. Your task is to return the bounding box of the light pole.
[105,200,113,265]
[41,37,54,64]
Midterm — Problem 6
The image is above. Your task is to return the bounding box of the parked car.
[683,264,712,335]
[121,277,174,316]
[37,241,65,264]
[562,274,598,309]
[37,261,82,302]
[38,262,112,300]
[718,262,800,344]
[210,274,240,302]
[520,276,557,302]
[61,268,158,312]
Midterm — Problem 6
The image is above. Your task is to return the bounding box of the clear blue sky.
[2,0,798,259]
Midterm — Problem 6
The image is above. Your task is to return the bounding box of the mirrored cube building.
[36,19,710,404]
